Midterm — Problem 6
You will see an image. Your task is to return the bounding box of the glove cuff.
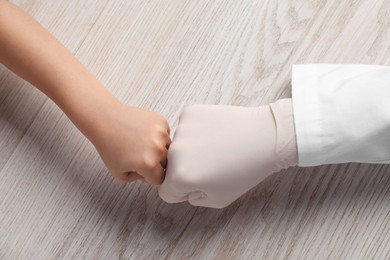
[269,98,298,169]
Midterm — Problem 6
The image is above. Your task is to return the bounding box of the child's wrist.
[65,87,123,144]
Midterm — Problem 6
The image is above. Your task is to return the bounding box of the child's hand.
[0,1,171,185]
[90,104,171,185]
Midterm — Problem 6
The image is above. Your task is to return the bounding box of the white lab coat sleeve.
[292,64,390,166]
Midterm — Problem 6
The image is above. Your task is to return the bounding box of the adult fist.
[159,99,297,208]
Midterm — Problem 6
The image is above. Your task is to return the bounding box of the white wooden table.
[1,0,389,259]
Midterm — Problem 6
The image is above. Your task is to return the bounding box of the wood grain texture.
[1,0,389,259]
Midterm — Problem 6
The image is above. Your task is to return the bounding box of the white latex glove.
[159,99,298,208]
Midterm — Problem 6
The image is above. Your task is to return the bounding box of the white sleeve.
[292,64,390,166]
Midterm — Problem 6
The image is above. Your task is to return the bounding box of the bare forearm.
[0,1,171,184]
[0,1,119,141]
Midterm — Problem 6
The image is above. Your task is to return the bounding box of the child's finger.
[163,120,171,136]
[160,149,168,169]
[126,171,143,182]
[165,134,171,149]
[116,171,141,184]
[144,164,165,185]
[116,172,129,184]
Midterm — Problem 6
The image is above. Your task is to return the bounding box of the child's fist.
[91,104,171,184]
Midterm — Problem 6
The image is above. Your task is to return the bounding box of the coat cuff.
[292,64,390,166]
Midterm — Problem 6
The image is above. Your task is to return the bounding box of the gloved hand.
[159,99,298,208]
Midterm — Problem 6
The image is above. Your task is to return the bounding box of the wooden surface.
[1,0,390,259]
